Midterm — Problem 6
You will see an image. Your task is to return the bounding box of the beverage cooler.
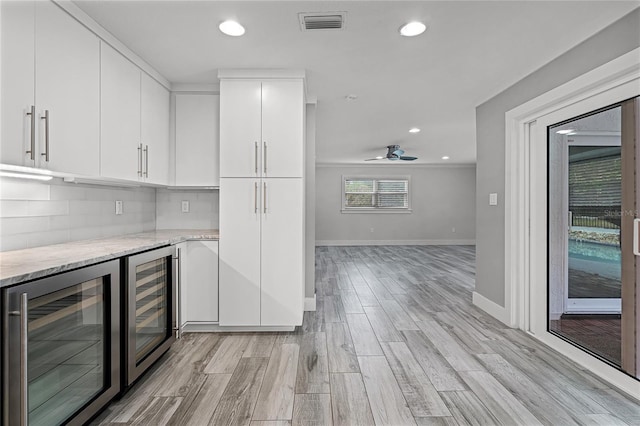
[2,260,121,426]
[123,246,177,387]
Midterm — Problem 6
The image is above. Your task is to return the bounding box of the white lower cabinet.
[177,240,219,332]
[219,178,304,327]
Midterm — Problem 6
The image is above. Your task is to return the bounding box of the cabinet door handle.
[254,141,258,175]
[41,110,49,162]
[263,141,267,175]
[138,144,143,177]
[26,106,35,160]
[254,182,258,213]
[144,145,149,178]
[263,182,267,214]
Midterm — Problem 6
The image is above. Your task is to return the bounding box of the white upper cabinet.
[100,42,170,185]
[219,79,304,178]
[141,74,170,185]
[35,0,100,176]
[100,42,141,181]
[1,0,36,167]
[261,80,304,178]
[1,0,100,176]
[175,94,220,187]
[219,80,262,178]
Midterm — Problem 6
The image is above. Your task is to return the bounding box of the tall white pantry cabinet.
[218,72,305,328]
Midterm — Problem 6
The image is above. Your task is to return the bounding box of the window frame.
[341,175,412,213]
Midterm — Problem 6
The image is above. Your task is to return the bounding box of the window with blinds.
[343,177,410,211]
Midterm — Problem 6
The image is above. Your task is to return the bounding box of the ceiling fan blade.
[364,158,384,161]
[399,156,417,161]
[393,149,405,157]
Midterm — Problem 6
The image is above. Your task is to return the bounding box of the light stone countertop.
[0,229,219,288]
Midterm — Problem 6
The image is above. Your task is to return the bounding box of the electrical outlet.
[489,193,498,206]
[115,200,123,215]
[452,227,456,233]
[181,200,190,213]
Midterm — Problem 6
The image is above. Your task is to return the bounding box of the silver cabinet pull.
[263,182,267,214]
[144,145,149,178]
[254,182,258,213]
[634,218,640,256]
[18,293,28,426]
[26,106,35,160]
[137,144,143,177]
[254,141,258,175]
[41,110,49,162]
[263,141,267,175]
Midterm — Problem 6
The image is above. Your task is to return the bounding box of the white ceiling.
[74,0,639,165]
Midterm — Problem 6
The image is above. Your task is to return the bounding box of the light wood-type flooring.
[92,245,640,425]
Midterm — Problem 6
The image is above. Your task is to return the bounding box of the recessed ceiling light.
[441,156,450,160]
[345,94,358,101]
[399,21,427,37]
[409,128,420,133]
[219,20,245,36]
[555,129,575,135]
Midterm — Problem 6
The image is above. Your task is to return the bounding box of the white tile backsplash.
[155,189,219,230]
[0,176,156,251]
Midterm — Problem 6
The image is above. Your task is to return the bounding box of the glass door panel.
[548,98,639,375]
[548,105,623,366]
[27,278,105,426]
[134,258,168,363]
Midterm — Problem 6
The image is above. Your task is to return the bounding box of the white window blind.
[343,177,409,211]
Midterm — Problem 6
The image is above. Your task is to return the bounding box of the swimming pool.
[568,239,621,280]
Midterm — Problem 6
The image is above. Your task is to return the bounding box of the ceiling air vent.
[299,12,346,31]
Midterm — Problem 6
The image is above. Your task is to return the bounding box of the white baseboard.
[182,323,295,332]
[472,291,511,326]
[304,294,316,311]
[316,239,476,246]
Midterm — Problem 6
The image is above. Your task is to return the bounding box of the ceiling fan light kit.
[365,144,417,161]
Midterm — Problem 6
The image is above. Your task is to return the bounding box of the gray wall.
[475,8,640,306]
[316,165,476,244]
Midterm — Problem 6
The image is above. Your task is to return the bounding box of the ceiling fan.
[365,145,417,161]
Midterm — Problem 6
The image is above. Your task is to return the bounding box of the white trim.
[183,324,295,333]
[532,330,640,399]
[304,295,316,311]
[54,1,170,89]
[504,47,640,331]
[341,209,413,214]
[472,291,511,325]
[500,47,640,397]
[565,298,621,314]
[316,239,475,246]
[171,83,220,93]
[217,69,306,80]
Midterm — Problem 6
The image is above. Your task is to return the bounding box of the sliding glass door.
[548,97,639,375]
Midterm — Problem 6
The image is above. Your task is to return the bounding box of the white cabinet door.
[185,241,219,323]
[1,0,36,167]
[219,178,261,326]
[100,42,141,181]
[261,80,304,178]
[175,94,220,186]
[219,80,262,178]
[142,74,170,185]
[176,242,188,330]
[260,178,304,326]
[35,0,100,176]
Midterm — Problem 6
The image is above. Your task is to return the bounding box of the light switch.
[181,200,190,213]
[115,200,123,215]
[489,193,498,206]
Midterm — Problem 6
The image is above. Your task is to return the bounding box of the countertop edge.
[0,230,219,288]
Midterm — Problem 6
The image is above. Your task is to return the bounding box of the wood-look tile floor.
[92,245,640,426]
